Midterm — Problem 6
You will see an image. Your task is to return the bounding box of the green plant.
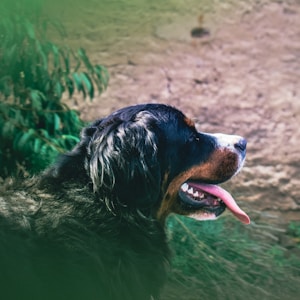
[288,221,300,239]
[0,1,109,177]
[163,216,300,300]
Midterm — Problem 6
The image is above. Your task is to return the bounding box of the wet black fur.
[0,104,217,300]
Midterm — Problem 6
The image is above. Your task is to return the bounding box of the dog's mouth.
[179,181,250,224]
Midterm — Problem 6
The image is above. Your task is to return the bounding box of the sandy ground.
[51,0,300,227]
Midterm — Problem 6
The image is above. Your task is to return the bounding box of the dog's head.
[47,104,249,224]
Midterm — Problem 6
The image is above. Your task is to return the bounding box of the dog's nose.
[204,133,247,154]
[234,138,247,152]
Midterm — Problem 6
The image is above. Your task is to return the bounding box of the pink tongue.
[189,183,250,224]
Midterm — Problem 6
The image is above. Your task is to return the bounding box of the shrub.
[0,0,109,177]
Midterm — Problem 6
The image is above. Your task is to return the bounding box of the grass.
[163,215,300,300]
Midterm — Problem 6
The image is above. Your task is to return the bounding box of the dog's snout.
[234,138,247,152]
[204,133,247,154]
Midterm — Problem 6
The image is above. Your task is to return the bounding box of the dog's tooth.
[194,191,199,197]
[181,183,189,192]
[199,193,205,199]
[188,187,194,195]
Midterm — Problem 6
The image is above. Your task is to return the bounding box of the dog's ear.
[87,111,161,210]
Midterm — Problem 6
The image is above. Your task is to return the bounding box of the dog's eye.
[188,133,200,143]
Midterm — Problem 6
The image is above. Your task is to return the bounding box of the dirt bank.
[56,0,300,226]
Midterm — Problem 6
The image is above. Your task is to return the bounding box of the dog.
[0,104,250,300]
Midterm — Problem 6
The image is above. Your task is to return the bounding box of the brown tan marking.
[157,148,239,222]
[183,117,195,128]
[160,171,170,197]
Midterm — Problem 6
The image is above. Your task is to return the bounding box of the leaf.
[72,72,86,98]
[54,81,63,99]
[0,102,9,118]
[29,89,43,111]
[94,65,109,91]
[54,113,61,132]
[24,20,36,39]
[45,112,54,132]
[65,76,74,97]
[33,137,42,153]
[35,40,48,70]
[44,80,51,93]
[40,143,50,156]
[51,44,60,67]
[17,128,35,149]
[4,43,17,63]
[0,76,12,98]
[61,49,70,74]
[1,120,15,138]
[13,132,23,151]
[40,128,49,137]
[77,48,93,70]
[14,109,26,127]
[62,134,80,143]
[80,72,94,98]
